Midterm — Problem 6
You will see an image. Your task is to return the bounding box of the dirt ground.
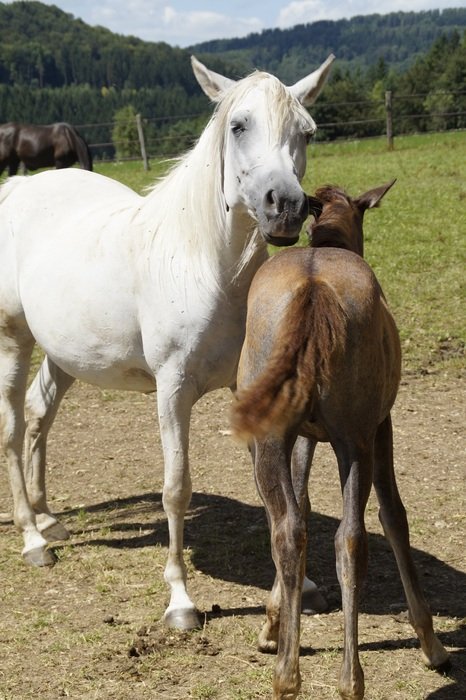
[0,371,464,700]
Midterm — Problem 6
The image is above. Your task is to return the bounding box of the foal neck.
[309,188,364,256]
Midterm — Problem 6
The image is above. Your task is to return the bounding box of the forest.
[0,2,465,157]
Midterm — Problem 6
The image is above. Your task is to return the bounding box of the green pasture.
[95,131,465,377]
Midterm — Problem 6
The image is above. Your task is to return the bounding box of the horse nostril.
[265,189,282,213]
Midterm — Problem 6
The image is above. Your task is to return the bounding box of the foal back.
[234,189,401,444]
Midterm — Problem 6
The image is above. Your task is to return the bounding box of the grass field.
[95,131,465,377]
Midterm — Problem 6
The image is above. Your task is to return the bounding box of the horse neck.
[142,122,267,295]
[311,215,362,256]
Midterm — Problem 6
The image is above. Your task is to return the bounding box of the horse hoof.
[258,637,278,654]
[41,521,70,542]
[422,638,450,671]
[0,511,13,524]
[163,608,202,630]
[22,546,57,568]
[301,587,328,615]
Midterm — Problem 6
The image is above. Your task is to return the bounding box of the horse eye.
[231,121,246,136]
[304,132,313,145]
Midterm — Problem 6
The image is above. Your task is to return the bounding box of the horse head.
[307,179,396,256]
[192,55,334,247]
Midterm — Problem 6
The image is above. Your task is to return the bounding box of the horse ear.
[354,179,397,212]
[289,54,335,107]
[191,55,236,102]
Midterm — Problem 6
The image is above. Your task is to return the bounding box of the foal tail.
[231,280,346,441]
[68,125,93,171]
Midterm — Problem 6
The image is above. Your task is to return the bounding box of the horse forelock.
[215,71,315,145]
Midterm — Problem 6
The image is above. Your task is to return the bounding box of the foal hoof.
[422,638,450,671]
[258,637,278,654]
[22,546,57,568]
[301,587,328,615]
[163,608,202,630]
[40,521,70,543]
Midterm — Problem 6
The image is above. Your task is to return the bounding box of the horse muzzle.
[258,188,308,246]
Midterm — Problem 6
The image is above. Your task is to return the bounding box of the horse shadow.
[4,488,464,694]
[67,489,465,694]
[59,489,465,618]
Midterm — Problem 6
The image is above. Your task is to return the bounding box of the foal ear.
[191,55,236,102]
[289,54,335,107]
[355,179,396,212]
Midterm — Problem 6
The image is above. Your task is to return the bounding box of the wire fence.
[77,89,466,166]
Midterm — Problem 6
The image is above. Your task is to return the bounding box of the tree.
[112,105,139,159]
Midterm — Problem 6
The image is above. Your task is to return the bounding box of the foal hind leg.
[293,436,328,614]
[258,436,324,654]
[373,415,449,669]
[24,355,75,542]
[333,440,373,700]
[0,325,54,566]
[255,436,306,700]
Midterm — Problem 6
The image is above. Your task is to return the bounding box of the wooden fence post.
[385,91,394,150]
[136,113,150,170]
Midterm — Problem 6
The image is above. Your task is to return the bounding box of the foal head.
[307,180,396,257]
[192,55,335,246]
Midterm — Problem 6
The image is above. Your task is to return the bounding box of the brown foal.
[231,181,449,700]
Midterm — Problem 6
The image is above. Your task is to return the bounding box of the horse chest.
[154,296,248,392]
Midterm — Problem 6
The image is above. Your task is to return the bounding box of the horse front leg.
[255,436,305,700]
[373,415,449,669]
[24,356,75,542]
[156,371,201,630]
[333,441,373,700]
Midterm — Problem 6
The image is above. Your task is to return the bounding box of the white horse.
[0,54,334,629]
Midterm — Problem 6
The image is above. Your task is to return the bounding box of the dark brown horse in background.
[0,122,92,176]
[231,181,449,699]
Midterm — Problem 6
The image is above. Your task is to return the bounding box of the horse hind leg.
[373,415,449,670]
[255,436,305,700]
[258,436,323,656]
[252,433,326,634]
[0,319,55,566]
[333,440,373,700]
[292,435,328,615]
[24,356,75,542]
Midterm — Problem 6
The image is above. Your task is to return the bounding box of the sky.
[4,1,464,47]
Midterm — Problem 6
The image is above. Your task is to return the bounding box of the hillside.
[191,8,466,81]
[1,2,466,88]
[0,1,196,91]
[0,2,464,156]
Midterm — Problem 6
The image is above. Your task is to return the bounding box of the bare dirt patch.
[0,372,464,699]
